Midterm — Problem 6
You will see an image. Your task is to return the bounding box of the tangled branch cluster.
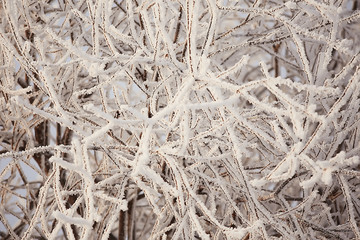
[1,0,360,239]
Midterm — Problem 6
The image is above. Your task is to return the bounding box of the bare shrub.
[0,0,360,239]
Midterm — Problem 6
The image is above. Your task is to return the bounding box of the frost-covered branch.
[1,0,360,239]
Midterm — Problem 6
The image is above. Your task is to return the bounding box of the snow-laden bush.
[1,0,360,239]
